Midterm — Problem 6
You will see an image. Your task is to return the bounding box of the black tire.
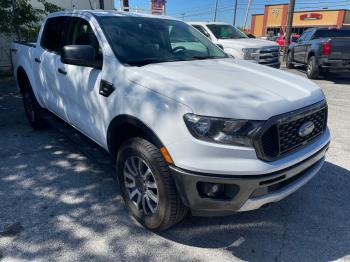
[116,138,188,231]
[286,51,294,69]
[22,83,46,129]
[306,56,320,79]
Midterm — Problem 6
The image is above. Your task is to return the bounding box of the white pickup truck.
[189,22,281,68]
[11,11,330,230]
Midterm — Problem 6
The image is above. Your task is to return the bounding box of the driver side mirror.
[61,45,102,69]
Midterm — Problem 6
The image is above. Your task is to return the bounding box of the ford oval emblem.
[299,121,315,137]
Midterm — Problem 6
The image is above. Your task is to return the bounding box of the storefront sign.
[151,0,166,15]
[272,8,281,18]
[300,13,323,21]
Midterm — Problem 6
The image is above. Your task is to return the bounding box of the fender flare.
[106,114,164,158]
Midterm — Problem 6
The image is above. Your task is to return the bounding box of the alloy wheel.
[123,156,159,215]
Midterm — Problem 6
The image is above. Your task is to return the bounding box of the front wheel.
[306,56,320,79]
[116,138,188,231]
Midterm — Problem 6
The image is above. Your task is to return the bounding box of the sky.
[114,0,350,28]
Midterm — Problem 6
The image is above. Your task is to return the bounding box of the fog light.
[198,182,225,198]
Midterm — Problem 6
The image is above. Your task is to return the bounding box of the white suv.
[11,11,330,230]
[189,22,281,68]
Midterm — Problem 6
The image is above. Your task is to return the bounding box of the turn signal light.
[160,147,173,164]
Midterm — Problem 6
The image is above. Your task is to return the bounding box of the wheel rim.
[24,93,35,122]
[307,60,312,74]
[123,156,159,215]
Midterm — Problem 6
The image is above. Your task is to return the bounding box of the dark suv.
[286,28,350,79]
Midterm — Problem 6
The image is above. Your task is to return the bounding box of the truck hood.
[218,38,278,49]
[126,58,325,120]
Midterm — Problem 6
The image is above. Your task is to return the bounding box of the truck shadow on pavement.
[288,67,350,85]
[1,79,350,261]
[160,161,350,262]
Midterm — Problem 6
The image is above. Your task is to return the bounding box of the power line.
[177,1,350,19]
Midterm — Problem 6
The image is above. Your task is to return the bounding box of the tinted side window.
[65,17,102,60]
[298,31,310,42]
[41,17,68,53]
[193,25,211,38]
[314,29,350,38]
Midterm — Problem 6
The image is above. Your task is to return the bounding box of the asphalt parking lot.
[0,67,350,262]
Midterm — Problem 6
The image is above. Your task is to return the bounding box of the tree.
[0,0,62,41]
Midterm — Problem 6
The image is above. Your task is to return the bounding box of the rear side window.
[314,29,350,38]
[41,16,68,53]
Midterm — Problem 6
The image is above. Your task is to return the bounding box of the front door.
[56,16,105,144]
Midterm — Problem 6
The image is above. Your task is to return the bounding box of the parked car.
[11,11,330,230]
[276,34,300,47]
[286,28,350,79]
[189,22,281,68]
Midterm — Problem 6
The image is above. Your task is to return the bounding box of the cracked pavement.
[0,67,350,262]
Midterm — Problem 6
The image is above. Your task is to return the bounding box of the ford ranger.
[189,22,281,68]
[11,11,330,230]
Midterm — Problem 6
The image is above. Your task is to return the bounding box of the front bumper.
[170,143,329,216]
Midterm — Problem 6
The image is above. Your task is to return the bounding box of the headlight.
[242,48,260,60]
[183,114,264,147]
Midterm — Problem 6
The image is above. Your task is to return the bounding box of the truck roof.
[189,22,231,25]
[47,10,180,21]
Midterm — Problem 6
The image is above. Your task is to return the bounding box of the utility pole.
[213,0,219,22]
[243,0,252,30]
[121,0,129,11]
[284,0,296,60]
[181,13,185,21]
[233,0,238,26]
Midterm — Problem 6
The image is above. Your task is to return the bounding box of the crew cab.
[11,11,330,230]
[189,22,281,68]
[286,28,350,79]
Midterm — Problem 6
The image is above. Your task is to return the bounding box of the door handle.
[34,58,41,63]
[11,48,17,53]
[58,68,67,75]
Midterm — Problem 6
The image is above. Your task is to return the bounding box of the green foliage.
[0,0,62,41]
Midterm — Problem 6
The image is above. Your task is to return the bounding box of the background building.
[251,3,350,37]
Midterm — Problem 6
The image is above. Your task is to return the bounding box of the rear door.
[39,16,69,119]
[294,30,312,63]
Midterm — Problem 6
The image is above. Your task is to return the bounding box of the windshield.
[206,24,248,39]
[314,29,350,38]
[97,16,228,66]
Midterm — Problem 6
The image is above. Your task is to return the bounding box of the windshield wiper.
[127,58,175,66]
[190,56,221,60]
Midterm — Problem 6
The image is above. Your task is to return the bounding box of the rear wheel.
[306,56,320,79]
[22,84,46,129]
[116,138,188,231]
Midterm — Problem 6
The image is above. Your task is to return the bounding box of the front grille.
[258,46,280,65]
[255,102,327,161]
